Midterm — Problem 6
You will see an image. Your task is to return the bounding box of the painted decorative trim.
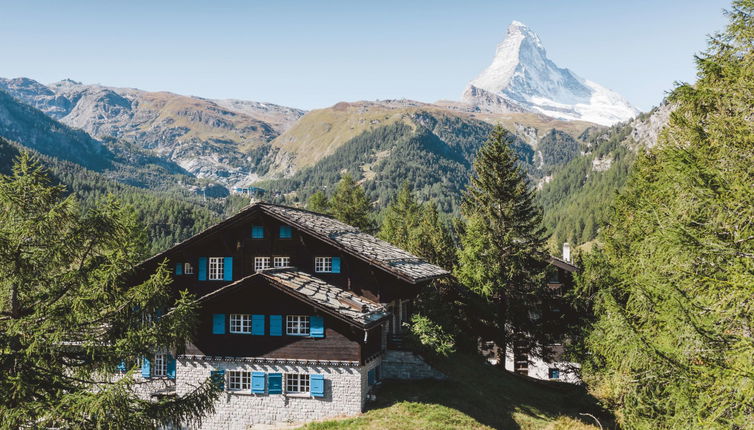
[178,355,361,367]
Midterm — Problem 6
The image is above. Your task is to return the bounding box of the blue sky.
[0,0,729,111]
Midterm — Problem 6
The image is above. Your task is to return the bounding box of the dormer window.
[208,257,224,280]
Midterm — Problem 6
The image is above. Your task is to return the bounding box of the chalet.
[503,244,581,383]
[126,202,449,428]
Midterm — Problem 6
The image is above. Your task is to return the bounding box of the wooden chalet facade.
[127,202,449,429]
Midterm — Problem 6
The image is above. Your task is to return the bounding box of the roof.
[140,202,449,284]
[548,256,578,272]
[259,203,450,283]
[197,268,388,329]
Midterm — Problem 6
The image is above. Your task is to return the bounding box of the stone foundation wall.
[176,357,378,429]
[381,350,445,380]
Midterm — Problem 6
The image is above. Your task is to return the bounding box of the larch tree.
[456,125,550,362]
[0,154,219,429]
[329,173,374,231]
[579,1,754,427]
[306,190,330,214]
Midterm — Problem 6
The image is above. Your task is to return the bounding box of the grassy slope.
[298,353,610,430]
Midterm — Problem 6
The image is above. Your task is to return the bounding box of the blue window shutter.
[141,357,151,378]
[331,257,341,273]
[167,355,176,379]
[212,314,226,334]
[279,225,292,239]
[252,225,264,239]
[210,370,225,390]
[116,360,127,372]
[368,368,376,386]
[198,257,207,281]
[251,314,265,335]
[251,372,266,394]
[310,316,324,338]
[223,257,233,281]
[268,373,282,394]
[310,374,325,397]
[175,262,183,275]
[269,315,283,336]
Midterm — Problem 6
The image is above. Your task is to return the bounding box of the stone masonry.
[175,357,382,429]
[380,350,445,380]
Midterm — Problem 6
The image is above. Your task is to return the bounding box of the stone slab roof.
[197,268,388,329]
[259,203,450,284]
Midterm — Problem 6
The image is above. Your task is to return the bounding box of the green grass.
[298,353,611,430]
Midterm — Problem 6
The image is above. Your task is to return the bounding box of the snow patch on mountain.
[464,21,639,126]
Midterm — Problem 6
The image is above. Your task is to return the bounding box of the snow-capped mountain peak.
[463,21,639,126]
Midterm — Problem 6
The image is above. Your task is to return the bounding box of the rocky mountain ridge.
[463,21,639,126]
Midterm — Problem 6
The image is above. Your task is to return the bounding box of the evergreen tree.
[306,190,330,214]
[579,2,754,427]
[329,174,374,231]
[456,125,549,361]
[378,181,422,248]
[0,154,219,429]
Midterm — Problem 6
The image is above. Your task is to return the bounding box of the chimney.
[562,243,571,263]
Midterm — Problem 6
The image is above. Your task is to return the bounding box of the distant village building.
[502,244,582,384]
[125,203,449,429]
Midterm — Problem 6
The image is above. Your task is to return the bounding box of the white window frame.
[254,256,271,272]
[209,257,224,280]
[153,353,168,377]
[314,257,332,273]
[286,315,310,336]
[184,262,194,275]
[228,370,251,391]
[285,373,309,394]
[273,256,290,268]
[229,314,251,334]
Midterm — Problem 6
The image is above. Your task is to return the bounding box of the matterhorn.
[463,21,639,126]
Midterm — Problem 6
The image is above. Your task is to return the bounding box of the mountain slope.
[463,21,639,126]
[0,77,305,186]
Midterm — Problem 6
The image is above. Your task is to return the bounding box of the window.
[279,225,292,239]
[184,262,194,275]
[228,370,251,391]
[273,256,290,268]
[153,353,167,377]
[254,257,271,272]
[548,368,560,379]
[285,373,309,393]
[209,257,224,280]
[286,315,310,336]
[314,257,332,273]
[252,225,264,239]
[229,314,251,334]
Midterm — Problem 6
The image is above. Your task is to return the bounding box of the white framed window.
[229,314,251,334]
[273,256,290,268]
[209,257,224,280]
[254,257,271,272]
[314,257,332,273]
[286,315,310,336]
[153,353,167,377]
[285,373,309,394]
[228,370,251,391]
[184,262,194,275]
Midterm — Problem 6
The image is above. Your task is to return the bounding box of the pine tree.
[329,174,374,231]
[456,125,549,361]
[306,190,330,214]
[0,154,219,429]
[579,2,754,427]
